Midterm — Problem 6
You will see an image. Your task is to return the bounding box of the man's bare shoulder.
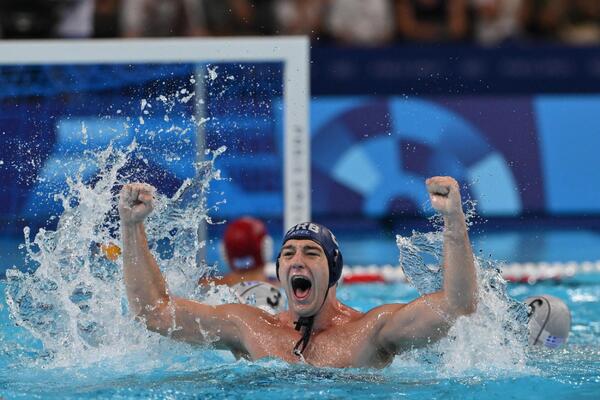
[216,302,281,322]
[366,303,407,314]
[359,303,407,325]
[324,303,406,332]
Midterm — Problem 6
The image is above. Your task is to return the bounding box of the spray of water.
[396,200,530,377]
[3,76,238,368]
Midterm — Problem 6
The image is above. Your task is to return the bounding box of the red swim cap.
[222,217,272,271]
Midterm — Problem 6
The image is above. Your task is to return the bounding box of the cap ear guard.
[329,248,343,287]
[275,251,282,281]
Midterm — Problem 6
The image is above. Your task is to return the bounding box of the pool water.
[0,141,597,398]
[1,276,598,399]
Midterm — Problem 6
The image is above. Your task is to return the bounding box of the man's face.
[278,239,329,317]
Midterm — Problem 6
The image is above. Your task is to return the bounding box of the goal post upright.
[0,36,311,232]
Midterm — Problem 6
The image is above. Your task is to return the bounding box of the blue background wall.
[309,94,600,220]
[1,44,599,239]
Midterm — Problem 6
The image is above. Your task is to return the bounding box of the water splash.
[6,140,141,366]
[396,201,530,377]
[2,73,239,368]
[4,142,236,367]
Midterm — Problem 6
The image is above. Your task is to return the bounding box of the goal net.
[0,37,310,241]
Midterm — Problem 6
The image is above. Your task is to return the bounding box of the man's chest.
[243,326,389,368]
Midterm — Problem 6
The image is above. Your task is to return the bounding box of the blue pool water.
[0,143,597,398]
[1,273,599,399]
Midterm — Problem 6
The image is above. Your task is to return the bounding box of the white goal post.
[0,36,311,230]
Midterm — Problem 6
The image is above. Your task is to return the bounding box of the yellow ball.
[101,243,121,261]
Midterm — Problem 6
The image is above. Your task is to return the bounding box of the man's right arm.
[119,183,255,349]
[374,176,478,352]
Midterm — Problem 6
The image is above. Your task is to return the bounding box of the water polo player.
[200,216,274,286]
[119,176,478,367]
[197,216,284,314]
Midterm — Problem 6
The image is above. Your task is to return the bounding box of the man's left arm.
[376,176,478,352]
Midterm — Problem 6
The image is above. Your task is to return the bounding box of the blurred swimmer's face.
[278,239,329,317]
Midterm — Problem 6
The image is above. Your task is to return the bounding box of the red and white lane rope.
[340,260,600,284]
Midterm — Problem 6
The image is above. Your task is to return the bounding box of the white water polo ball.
[526,295,571,349]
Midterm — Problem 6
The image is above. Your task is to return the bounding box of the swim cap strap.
[291,289,330,357]
[293,316,314,357]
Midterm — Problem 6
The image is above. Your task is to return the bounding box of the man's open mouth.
[291,275,312,300]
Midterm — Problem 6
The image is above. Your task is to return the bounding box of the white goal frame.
[0,37,311,230]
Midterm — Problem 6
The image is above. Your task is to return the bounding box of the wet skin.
[119,177,477,368]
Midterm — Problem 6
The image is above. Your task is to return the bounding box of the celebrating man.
[119,176,477,368]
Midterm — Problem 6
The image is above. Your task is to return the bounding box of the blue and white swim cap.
[276,222,343,287]
[526,295,571,349]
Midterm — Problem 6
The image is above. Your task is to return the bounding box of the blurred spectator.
[471,0,525,46]
[0,0,595,46]
[522,0,567,42]
[560,0,600,45]
[324,0,396,46]
[275,0,325,38]
[120,0,208,37]
[202,0,276,36]
[396,0,470,42]
[0,0,93,38]
[0,0,58,38]
[94,0,120,38]
[55,0,95,38]
[246,0,278,35]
